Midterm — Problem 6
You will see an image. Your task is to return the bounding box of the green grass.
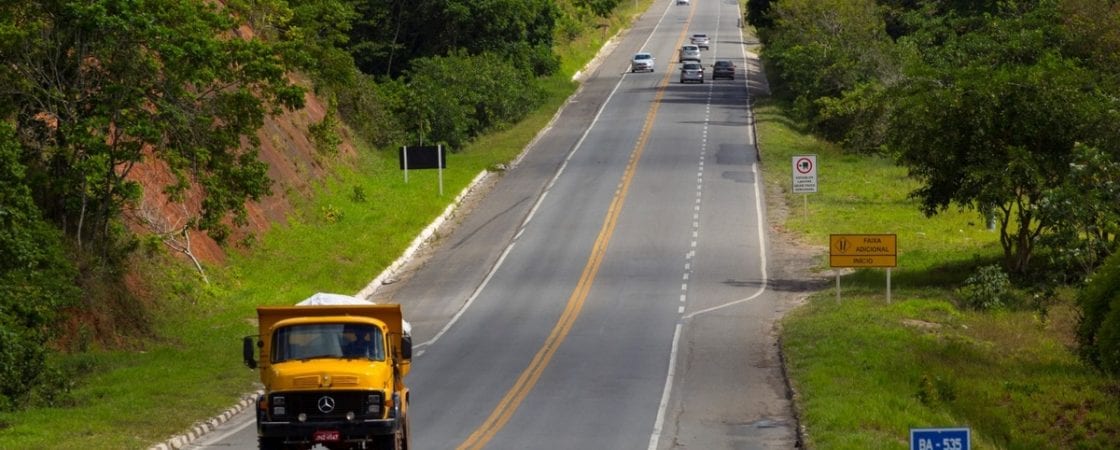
[754,99,1120,449]
[0,1,664,447]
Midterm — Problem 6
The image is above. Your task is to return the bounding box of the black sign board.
[399,145,446,170]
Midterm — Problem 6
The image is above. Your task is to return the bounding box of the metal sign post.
[836,271,842,304]
[402,146,409,183]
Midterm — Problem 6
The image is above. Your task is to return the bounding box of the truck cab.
[244,302,411,450]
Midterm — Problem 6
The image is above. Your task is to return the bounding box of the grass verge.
[0,1,657,448]
[754,98,1120,449]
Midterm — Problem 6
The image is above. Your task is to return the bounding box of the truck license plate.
[314,430,340,442]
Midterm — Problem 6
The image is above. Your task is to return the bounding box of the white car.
[631,52,655,73]
[677,0,690,4]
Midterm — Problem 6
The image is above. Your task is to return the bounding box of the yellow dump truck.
[243,295,412,450]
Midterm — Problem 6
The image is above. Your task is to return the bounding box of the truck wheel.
[375,429,403,450]
[404,414,412,450]
[258,436,284,450]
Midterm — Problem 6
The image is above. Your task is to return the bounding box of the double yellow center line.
[457,9,695,449]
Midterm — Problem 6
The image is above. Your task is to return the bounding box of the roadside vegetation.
[748,0,1120,448]
[0,0,654,447]
[757,100,1120,448]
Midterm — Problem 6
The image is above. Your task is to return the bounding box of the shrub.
[956,264,1012,310]
[332,72,405,149]
[1077,251,1120,375]
[309,103,343,155]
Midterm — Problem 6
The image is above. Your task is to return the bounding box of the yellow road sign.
[830,255,897,268]
[830,234,896,267]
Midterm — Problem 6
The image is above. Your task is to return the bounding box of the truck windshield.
[271,323,385,363]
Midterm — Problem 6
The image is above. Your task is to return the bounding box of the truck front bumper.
[258,417,399,442]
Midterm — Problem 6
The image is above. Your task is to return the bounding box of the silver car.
[690,33,710,50]
[679,45,701,63]
[631,52,655,73]
[680,62,704,83]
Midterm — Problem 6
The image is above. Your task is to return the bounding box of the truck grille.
[269,390,381,420]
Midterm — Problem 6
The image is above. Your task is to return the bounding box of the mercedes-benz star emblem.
[317,396,336,413]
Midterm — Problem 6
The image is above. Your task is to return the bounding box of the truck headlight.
[273,396,285,406]
[273,406,285,416]
[367,393,382,415]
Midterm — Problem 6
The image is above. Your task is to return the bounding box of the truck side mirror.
[401,335,412,360]
[243,336,258,369]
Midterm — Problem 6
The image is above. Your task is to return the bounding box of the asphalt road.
[186,0,796,449]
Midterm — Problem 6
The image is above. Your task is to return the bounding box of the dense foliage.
[1078,251,1120,375]
[752,0,1120,277]
[0,124,79,410]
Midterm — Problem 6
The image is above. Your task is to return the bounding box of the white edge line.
[647,323,683,450]
[414,241,516,351]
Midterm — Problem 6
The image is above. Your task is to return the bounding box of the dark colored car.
[712,60,735,80]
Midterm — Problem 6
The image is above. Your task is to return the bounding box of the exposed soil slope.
[126,83,354,264]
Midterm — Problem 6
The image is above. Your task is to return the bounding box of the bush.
[0,124,79,410]
[1077,251,1120,375]
[956,264,1012,310]
[332,72,405,149]
[309,103,343,155]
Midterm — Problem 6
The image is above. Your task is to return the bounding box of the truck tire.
[402,414,411,450]
[375,427,404,450]
[258,436,284,450]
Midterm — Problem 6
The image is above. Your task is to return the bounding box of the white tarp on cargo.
[296,292,374,306]
[296,292,411,335]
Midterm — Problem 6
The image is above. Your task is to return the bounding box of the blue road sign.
[911,428,970,450]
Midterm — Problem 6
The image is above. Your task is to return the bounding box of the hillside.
[126,84,350,265]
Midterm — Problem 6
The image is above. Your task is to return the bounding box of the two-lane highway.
[186,0,795,448]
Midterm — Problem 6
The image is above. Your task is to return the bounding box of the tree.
[0,123,78,410]
[762,0,894,140]
[236,0,358,89]
[346,0,559,78]
[1037,144,1120,279]
[884,3,1119,274]
[746,0,775,29]
[0,0,305,258]
[391,52,544,149]
[574,0,620,18]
